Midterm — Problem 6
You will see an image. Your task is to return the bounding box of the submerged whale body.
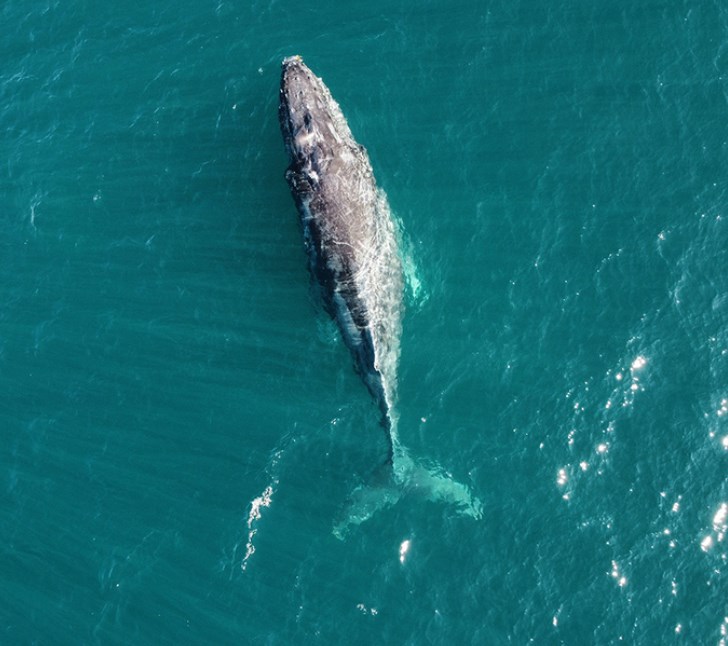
[278,56,482,533]
[279,55,402,458]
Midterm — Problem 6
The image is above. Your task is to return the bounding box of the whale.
[278,56,482,534]
[279,55,401,460]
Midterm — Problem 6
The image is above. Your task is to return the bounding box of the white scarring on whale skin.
[279,56,482,533]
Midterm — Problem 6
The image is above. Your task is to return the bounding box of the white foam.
[241,485,274,571]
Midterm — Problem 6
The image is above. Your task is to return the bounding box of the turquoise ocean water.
[2,1,727,643]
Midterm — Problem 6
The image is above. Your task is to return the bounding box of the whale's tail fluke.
[333,418,482,539]
[392,443,483,515]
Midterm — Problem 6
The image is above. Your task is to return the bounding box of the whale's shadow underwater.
[278,56,482,535]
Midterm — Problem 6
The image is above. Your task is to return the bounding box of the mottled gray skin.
[279,56,402,459]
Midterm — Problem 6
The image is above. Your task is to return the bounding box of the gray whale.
[279,55,402,459]
[278,56,482,532]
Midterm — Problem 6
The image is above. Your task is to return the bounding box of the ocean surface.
[2,1,727,643]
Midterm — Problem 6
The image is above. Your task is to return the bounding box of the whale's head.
[279,56,353,164]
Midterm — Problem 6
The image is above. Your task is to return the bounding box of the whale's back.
[279,57,403,429]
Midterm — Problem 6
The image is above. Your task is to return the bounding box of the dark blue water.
[2,1,727,643]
